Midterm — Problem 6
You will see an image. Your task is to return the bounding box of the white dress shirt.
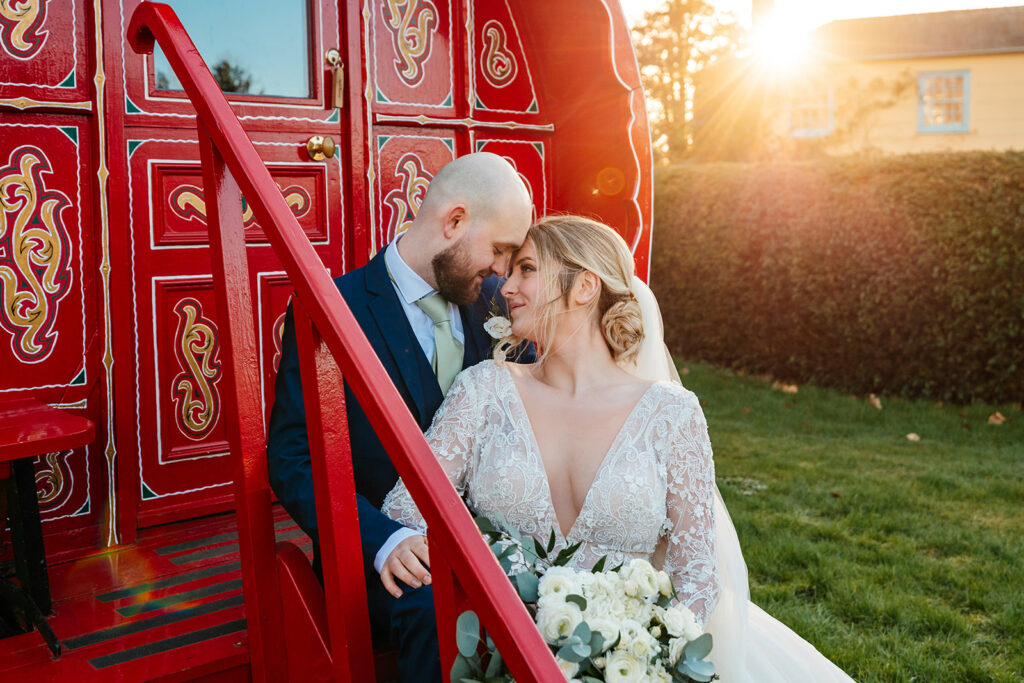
[374,237,465,575]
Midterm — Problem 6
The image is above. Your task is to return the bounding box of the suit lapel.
[364,251,436,424]
[459,299,491,369]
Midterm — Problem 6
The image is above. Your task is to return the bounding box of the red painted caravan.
[0,1,652,679]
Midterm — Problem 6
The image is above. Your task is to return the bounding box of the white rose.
[556,656,579,678]
[617,619,644,648]
[656,570,673,597]
[535,602,583,644]
[624,559,660,599]
[539,566,581,599]
[483,315,512,339]
[648,663,673,683]
[605,649,645,683]
[683,619,703,643]
[628,630,657,660]
[657,604,698,639]
[668,637,686,665]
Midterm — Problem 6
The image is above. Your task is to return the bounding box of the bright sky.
[621,0,1024,31]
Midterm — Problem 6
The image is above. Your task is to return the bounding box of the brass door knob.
[306,135,336,161]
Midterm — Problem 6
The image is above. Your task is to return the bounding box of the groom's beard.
[432,241,485,306]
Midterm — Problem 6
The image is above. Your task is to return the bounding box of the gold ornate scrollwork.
[382,0,438,87]
[171,297,222,440]
[169,183,311,231]
[35,450,72,510]
[0,0,48,59]
[480,20,516,88]
[0,146,73,363]
[383,153,432,240]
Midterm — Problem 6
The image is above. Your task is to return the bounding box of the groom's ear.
[441,204,468,240]
[572,271,601,306]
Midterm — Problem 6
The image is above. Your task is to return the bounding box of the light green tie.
[416,293,464,395]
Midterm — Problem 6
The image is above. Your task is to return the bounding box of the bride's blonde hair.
[498,215,644,364]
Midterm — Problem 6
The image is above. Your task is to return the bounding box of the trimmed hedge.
[650,153,1024,404]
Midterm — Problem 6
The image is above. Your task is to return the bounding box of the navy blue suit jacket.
[267,248,523,573]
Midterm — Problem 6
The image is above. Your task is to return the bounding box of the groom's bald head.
[417,152,532,224]
[399,152,533,302]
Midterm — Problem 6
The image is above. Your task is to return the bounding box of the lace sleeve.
[661,391,720,627]
[381,368,483,532]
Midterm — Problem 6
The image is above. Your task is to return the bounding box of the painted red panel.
[35,442,91,524]
[470,0,539,117]
[472,135,548,220]
[154,163,328,246]
[0,121,89,391]
[372,0,455,114]
[373,129,455,251]
[123,132,346,524]
[0,0,90,104]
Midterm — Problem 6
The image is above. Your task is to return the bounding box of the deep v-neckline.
[498,363,659,540]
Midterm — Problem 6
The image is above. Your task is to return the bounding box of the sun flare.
[753,12,811,71]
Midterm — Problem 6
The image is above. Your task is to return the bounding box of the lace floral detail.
[381,360,720,625]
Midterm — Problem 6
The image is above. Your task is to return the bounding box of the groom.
[267,152,534,682]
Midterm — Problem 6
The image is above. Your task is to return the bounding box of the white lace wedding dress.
[382,360,854,682]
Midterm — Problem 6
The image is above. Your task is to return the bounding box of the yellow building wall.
[782,53,1024,155]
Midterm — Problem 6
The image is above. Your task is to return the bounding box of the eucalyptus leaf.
[513,572,539,603]
[450,653,476,682]
[684,658,716,678]
[475,516,495,534]
[484,648,505,678]
[556,641,587,663]
[582,678,603,683]
[565,594,587,611]
[589,631,605,654]
[572,620,591,642]
[456,611,481,657]
[683,633,713,660]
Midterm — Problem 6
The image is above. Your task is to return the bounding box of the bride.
[381,215,854,682]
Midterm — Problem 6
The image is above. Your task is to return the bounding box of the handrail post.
[197,125,286,683]
[292,301,375,683]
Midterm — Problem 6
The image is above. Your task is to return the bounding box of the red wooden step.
[0,508,311,681]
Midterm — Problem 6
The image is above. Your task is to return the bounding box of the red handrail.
[127,3,562,682]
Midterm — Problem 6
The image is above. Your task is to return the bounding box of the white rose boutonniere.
[483,315,512,340]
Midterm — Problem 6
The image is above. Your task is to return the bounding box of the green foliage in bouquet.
[449,515,716,683]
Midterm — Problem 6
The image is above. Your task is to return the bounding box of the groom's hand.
[381,534,431,598]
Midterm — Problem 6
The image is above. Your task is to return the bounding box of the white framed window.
[788,89,833,138]
[918,71,969,133]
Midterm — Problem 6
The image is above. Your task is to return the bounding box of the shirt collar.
[385,235,436,305]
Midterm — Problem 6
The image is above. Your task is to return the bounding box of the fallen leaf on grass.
[679,367,691,375]
[830,492,841,498]
[772,381,799,394]
[906,433,921,442]
[988,411,1006,425]
[742,407,752,414]
[868,394,882,410]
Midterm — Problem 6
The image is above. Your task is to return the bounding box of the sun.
[753,11,812,71]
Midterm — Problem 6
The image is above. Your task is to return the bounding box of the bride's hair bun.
[601,293,644,364]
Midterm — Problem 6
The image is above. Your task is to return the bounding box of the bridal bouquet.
[450,516,716,683]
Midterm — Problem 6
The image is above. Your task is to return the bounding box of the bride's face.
[501,238,541,338]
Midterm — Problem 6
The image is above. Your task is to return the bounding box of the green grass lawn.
[676,360,1023,682]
